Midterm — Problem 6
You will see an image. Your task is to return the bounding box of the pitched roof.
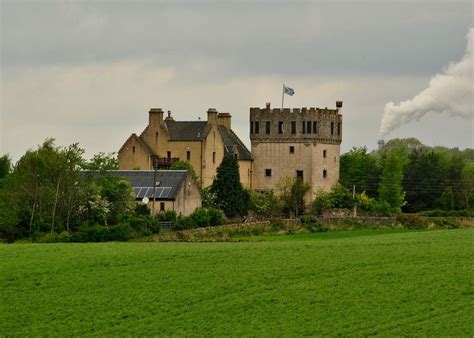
[218,126,252,160]
[165,121,208,141]
[118,133,155,156]
[83,170,189,200]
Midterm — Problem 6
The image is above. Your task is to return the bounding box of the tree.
[169,161,200,185]
[210,154,249,217]
[340,147,382,198]
[0,155,12,182]
[82,152,118,171]
[402,148,446,212]
[378,147,407,213]
[276,177,311,217]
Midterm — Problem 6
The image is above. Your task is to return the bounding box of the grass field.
[1,229,473,336]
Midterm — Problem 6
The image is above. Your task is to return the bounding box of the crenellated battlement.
[249,104,342,144]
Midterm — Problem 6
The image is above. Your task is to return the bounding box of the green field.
[1,230,473,336]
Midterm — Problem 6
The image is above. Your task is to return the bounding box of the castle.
[118,103,343,196]
[250,103,342,196]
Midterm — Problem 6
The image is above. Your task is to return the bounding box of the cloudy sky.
[1,0,472,161]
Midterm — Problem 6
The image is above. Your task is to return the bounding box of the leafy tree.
[82,152,118,171]
[402,148,446,212]
[340,147,382,197]
[248,190,281,216]
[211,154,249,217]
[169,161,200,185]
[0,155,12,182]
[378,147,408,213]
[276,176,311,217]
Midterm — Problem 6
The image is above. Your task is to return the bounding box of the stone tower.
[250,103,342,198]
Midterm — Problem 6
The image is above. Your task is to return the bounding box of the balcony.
[152,156,180,169]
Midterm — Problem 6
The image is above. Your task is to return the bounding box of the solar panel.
[133,186,173,199]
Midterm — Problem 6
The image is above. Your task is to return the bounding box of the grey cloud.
[2,1,471,79]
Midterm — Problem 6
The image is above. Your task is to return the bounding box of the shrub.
[207,208,224,227]
[71,224,133,242]
[432,218,460,229]
[396,214,427,229]
[134,204,150,216]
[269,218,285,230]
[311,190,332,216]
[299,214,327,232]
[156,210,177,223]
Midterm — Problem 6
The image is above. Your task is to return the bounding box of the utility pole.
[353,185,357,217]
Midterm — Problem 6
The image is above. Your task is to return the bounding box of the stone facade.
[250,104,342,198]
[118,108,253,189]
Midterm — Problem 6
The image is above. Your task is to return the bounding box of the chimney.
[149,108,164,128]
[266,102,271,111]
[217,112,232,129]
[165,110,175,122]
[207,108,218,125]
[377,139,385,150]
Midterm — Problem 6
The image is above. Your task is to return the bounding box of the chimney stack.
[266,102,271,111]
[217,112,232,129]
[149,108,164,128]
[165,110,175,122]
[207,108,218,125]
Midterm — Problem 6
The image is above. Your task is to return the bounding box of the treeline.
[339,138,474,213]
[1,137,473,243]
[0,139,158,242]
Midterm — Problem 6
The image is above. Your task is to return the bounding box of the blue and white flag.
[283,85,295,96]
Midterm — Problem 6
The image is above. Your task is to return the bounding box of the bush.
[419,209,474,217]
[207,208,223,227]
[299,214,328,232]
[71,224,133,242]
[396,214,427,229]
[432,218,460,229]
[311,190,332,216]
[156,210,177,223]
[269,218,285,230]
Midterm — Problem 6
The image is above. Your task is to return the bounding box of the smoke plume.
[379,28,474,138]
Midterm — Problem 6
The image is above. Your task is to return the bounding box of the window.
[323,150,327,158]
[289,146,295,154]
[323,169,327,178]
[160,202,165,211]
[250,121,254,134]
[132,146,136,154]
[265,169,272,177]
[167,151,171,158]
[313,121,317,134]
[337,122,341,136]
[265,121,271,134]
[291,121,296,134]
[155,132,159,144]
[186,150,191,161]
[307,121,312,134]
[302,121,306,134]
[255,121,260,134]
[331,122,334,135]
[212,152,216,163]
[296,170,304,180]
[278,121,284,134]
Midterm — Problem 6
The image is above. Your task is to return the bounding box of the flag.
[283,85,295,96]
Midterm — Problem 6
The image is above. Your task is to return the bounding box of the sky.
[1,0,473,161]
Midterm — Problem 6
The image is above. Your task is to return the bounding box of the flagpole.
[281,84,284,110]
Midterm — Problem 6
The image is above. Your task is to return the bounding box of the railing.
[152,157,180,168]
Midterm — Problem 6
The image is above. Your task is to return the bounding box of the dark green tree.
[402,148,446,212]
[378,147,407,213]
[0,155,12,182]
[210,154,249,217]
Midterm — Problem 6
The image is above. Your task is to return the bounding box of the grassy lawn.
[1,229,473,336]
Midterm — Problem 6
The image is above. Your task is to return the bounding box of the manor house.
[118,108,252,188]
[118,103,343,196]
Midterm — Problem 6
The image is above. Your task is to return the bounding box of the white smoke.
[379,28,474,138]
